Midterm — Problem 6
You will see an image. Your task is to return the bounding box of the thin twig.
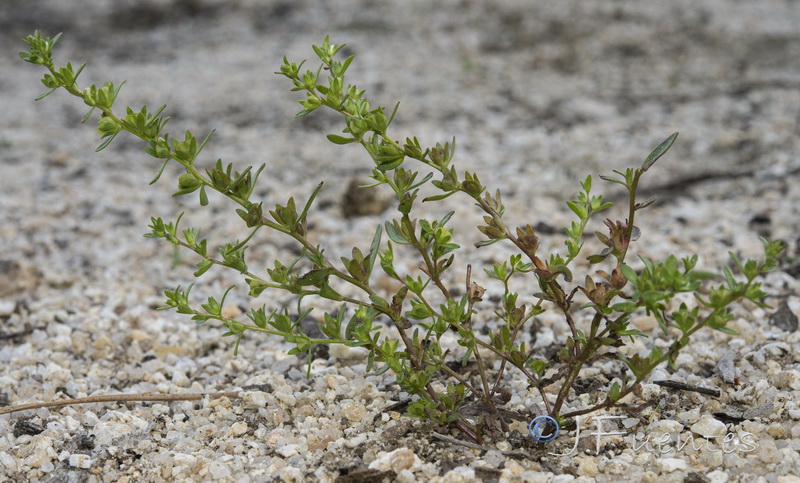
[430,431,530,459]
[653,380,720,397]
[0,392,241,416]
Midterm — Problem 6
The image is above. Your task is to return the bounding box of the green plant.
[20,31,784,443]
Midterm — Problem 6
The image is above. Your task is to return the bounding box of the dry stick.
[430,431,530,459]
[653,380,721,397]
[0,392,242,416]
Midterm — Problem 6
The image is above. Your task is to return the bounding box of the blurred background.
[2,0,800,302]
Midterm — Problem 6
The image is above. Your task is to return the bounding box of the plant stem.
[551,312,604,418]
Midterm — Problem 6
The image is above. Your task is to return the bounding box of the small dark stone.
[712,411,744,424]
[335,468,395,483]
[381,420,413,440]
[445,359,477,374]
[573,377,603,394]
[73,432,96,450]
[379,399,412,415]
[298,316,325,339]
[242,383,273,393]
[716,350,737,384]
[577,434,598,454]
[341,177,391,218]
[714,402,774,424]
[742,402,774,420]
[785,263,800,279]
[769,302,798,332]
[295,316,329,361]
[532,221,558,235]
[507,429,526,449]
[474,466,503,482]
[439,457,470,475]
[13,419,44,437]
[311,343,330,361]
[748,213,772,238]
[684,471,711,483]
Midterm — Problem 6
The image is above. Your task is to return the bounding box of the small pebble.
[230,421,249,437]
[276,444,300,458]
[241,391,269,409]
[576,455,599,477]
[13,420,44,438]
[209,461,232,479]
[707,470,730,483]
[369,448,421,473]
[68,454,92,469]
[341,401,367,422]
[690,415,727,439]
[601,458,630,475]
[0,300,16,317]
[440,466,476,482]
[717,350,738,384]
[769,302,798,332]
[655,457,687,473]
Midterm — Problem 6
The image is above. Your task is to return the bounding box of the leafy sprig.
[21,31,785,443]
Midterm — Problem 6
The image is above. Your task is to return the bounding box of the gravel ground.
[2,1,800,481]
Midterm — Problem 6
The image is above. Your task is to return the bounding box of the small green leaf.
[194,260,213,277]
[566,200,587,219]
[246,278,270,297]
[95,132,119,151]
[297,182,323,231]
[297,268,333,287]
[635,197,657,210]
[619,264,638,284]
[642,132,678,171]
[423,191,456,202]
[609,381,621,402]
[611,301,638,314]
[599,174,626,186]
[375,154,404,172]
[586,249,613,265]
[247,307,268,329]
[581,175,592,192]
[379,242,400,280]
[474,238,503,248]
[385,220,408,244]
[367,225,382,277]
[318,282,343,301]
[326,134,357,145]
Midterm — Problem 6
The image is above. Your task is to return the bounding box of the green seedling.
[20,31,784,443]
